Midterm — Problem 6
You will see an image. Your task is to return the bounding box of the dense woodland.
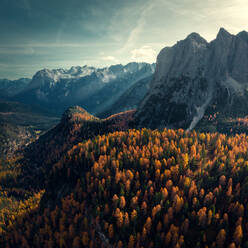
[0,158,43,237]
[1,128,248,247]
[20,107,135,190]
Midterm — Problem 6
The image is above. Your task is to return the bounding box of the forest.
[1,128,248,247]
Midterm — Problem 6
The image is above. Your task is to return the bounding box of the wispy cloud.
[56,14,70,44]
[119,0,154,53]
[1,0,248,79]
[101,56,118,62]
[154,0,248,41]
[131,45,156,63]
[0,47,35,55]
[0,42,117,48]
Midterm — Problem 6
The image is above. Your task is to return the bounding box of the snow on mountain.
[27,66,96,89]
[15,62,155,114]
[135,28,248,130]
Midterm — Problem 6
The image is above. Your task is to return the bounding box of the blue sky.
[0,0,247,79]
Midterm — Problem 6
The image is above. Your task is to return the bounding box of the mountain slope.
[99,75,153,118]
[15,63,155,115]
[0,78,31,98]
[135,28,248,132]
[20,106,135,189]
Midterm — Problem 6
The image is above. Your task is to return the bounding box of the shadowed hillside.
[19,106,135,190]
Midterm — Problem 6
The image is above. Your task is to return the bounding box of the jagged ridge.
[135,28,248,131]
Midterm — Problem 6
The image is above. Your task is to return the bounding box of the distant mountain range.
[135,28,248,133]
[0,62,154,157]
[0,62,155,115]
[0,78,31,98]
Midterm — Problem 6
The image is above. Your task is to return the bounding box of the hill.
[2,128,248,247]
[19,106,135,190]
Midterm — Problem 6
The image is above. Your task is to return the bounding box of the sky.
[0,0,248,79]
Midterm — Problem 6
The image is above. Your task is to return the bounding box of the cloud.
[131,45,156,62]
[1,0,248,79]
[0,47,35,55]
[0,42,116,48]
[120,0,154,53]
[101,56,118,62]
[154,0,248,41]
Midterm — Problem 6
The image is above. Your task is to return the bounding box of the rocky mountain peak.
[237,30,248,43]
[14,62,155,115]
[216,27,233,41]
[135,28,248,131]
[186,32,207,44]
[62,106,99,123]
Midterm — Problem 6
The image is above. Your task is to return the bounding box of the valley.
[0,100,59,158]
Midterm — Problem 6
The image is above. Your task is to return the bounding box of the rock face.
[135,28,248,130]
[15,62,155,115]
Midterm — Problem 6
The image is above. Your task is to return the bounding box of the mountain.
[15,62,155,115]
[135,28,248,132]
[3,28,248,248]
[99,74,153,118]
[20,106,135,189]
[0,78,31,98]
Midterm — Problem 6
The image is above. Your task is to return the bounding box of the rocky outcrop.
[135,28,248,130]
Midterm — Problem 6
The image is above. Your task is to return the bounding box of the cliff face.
[135,28,248,130]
